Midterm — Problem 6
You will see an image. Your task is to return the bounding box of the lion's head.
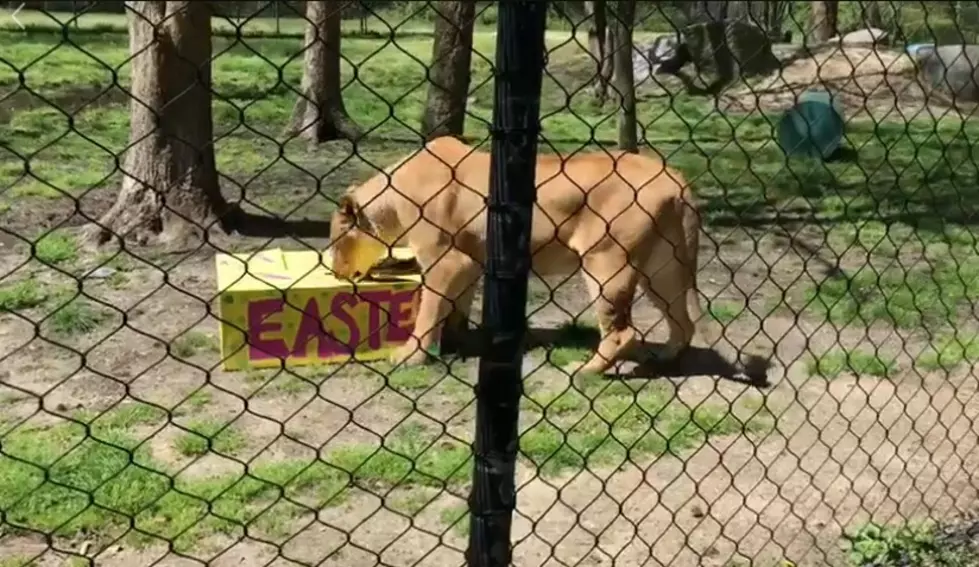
[328,195,388,280]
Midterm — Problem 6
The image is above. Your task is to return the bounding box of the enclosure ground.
[3,10,979,567]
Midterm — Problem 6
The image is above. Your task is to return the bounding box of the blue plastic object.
[906,43,935,57]
[776,90,845,160]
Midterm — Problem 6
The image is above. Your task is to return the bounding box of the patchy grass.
[171,331,218,359]
[173,420,248,458]
[844,520,979,567]
[44,297,110,336]
[34,231,78,265]
[439,503,470,537]
[0,372,769,548]
[387,366,440,391]
[0,280,49,311]
[917,334,979,372]
[807,348,896,379]
[708,299,747,325]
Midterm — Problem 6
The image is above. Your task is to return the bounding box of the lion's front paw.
[389,342,429,367]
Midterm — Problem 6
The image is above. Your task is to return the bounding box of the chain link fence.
[3,1,979,566]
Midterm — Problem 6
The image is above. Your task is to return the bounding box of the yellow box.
[214,248,422,371]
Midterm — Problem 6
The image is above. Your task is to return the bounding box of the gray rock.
[682,20,781,79]
[632,34,685,84]
[88,266,117,280]
[835,27,889,46]
[917,44,979,104]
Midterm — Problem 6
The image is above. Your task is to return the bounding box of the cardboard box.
[214,248,422,371]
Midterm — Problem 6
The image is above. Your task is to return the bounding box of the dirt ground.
[2,215,976,567]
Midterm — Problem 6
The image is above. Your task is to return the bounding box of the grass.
[708,300,747,325]
[916,334,979,372]
[173,420,248,458]
[807,348,896,379]
[45,297,110,336]
[171,331,219,359]
[845,521,979,567]
[0,280,48,311]
[0,374,770,549]
[34,231,77,265]
[439,503,470,537]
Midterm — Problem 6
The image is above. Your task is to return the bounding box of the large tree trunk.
[286,1,361,145]
[809,0,839,43]
[89,1,227,248]
[421,0,475,140]
[584,0,615,102]
[612,0,637,152]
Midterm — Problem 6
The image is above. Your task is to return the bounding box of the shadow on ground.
[441,324,772,388]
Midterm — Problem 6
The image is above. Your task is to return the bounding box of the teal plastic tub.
[776,90,845,160]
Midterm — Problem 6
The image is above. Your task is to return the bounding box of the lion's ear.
[338,195,358,220]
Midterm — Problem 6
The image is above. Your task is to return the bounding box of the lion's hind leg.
[639,248,696,362]
[579,253,641,375]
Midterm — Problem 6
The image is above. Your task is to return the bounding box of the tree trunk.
[421,0,475,140]
[612,0,637,153]
[863,0,883,28]
[809,0,839,43]
[89,1,227,248]
[584,0,614,102]
[286,1,361,145]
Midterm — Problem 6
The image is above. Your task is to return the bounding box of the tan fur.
[329,136,741,373]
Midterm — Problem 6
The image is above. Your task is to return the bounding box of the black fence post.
[466,2,548,567]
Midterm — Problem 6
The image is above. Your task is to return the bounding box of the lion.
[328,135,759,377]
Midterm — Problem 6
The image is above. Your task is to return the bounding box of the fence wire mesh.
[2,1,979,566]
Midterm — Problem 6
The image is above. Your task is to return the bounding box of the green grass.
[845,521,978,567]
[171,331,218,359]
[0,280,49,311]
[0,375,769,548]
[806,348,896,379]
[34,231,77,265]
[45,297,110,336]
[173,420,248,458]
[439,503,469,537]
[708,300,747,325]
[917,334,979,372]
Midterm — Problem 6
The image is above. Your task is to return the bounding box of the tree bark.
[286,1,361,145]
[863,0,883,28]
[612,0,637,153]
[584,0,614,102]
[89,1,227,248]
[421,0,475,140]
[810,0,839,43]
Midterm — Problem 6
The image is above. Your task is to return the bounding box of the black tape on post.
[466,2,547,567]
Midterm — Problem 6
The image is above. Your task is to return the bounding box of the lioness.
[329,136,750,375]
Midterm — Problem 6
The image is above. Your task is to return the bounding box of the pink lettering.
[247,298,289,361]
[293,297,346,358]
[330,292,361,354]
[360,290,393,349]
[387,288,418,342]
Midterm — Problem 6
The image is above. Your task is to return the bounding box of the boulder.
[832,27,889,46]
[632,35,690,84]
[916,44,979,104]
[682,20,781,80]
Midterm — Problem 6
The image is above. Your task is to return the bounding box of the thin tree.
[810,0,839,43]
[286,1,361,145]
[89,1,228,247]
[421,0,475,140]
[584,0,615,102]
[612,0,638,152]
